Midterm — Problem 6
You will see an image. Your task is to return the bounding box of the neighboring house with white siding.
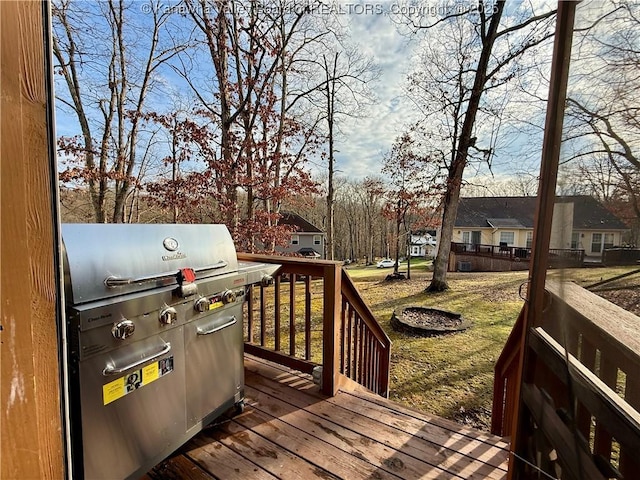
[276,212,325,259]
[453,196,629,259]
[408,232,438,258]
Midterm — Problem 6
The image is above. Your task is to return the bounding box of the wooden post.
[322,263,341,396]
[1,1,65,478]
[507,2,577,479]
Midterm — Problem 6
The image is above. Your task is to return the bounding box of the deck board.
[147,356,509,480]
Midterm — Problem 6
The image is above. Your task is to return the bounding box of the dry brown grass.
[349,268,526,431]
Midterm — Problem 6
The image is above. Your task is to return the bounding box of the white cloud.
[334,9,418,178]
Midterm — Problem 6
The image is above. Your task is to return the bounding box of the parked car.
[376,259,396,268]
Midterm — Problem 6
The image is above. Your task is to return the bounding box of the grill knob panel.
[221,289,237,304]
[194,297,211,313]
[159,306,178,325]
[112,319,135,340]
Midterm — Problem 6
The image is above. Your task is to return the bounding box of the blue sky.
[54,1,421,181]
[333,9,417,179]
[325,1,554,184]
[54,0,552,185]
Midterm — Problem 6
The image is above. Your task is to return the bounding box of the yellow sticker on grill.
[102,356,173,405]
[209,301,224,310]
[103,377,125,405]
[142,362,159,385]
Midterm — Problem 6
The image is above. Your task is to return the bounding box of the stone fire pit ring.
[390,306,472,336]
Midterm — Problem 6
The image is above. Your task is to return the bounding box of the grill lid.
[62,224,239,304]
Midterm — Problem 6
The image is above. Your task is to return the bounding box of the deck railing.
[451,242,584,267]
[493,280,640,479]
[237,253,391,398]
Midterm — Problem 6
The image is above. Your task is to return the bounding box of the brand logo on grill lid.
[163,237,179,251]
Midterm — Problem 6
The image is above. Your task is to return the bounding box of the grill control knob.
[159,306,178,325]
[221,289,237,304]
[112,319,135,340]
[194,297,211,313]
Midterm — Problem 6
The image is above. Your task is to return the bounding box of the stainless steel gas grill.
[61,224,279,480]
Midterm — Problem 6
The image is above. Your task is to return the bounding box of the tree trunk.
[427,3,505,292]
[393,202,401,274]
[325,53,338,261]
[427,164,465,291]
[406,229,411,280]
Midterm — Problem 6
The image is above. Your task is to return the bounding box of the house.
[276,212,325,258]
[408,231,437,257]
[454,196,629,259]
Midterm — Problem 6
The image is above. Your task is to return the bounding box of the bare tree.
[461,174,539,197]
[398,1,556,291]
[313,49,378,259]
[382,133,440,276]
[359,177,386,264]
[563,1,640,243]
[53,0,184,223]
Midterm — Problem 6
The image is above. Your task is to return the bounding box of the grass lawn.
[343,260,640,431]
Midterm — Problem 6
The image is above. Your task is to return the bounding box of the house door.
[591,233,602,254]
[471,231,481,246]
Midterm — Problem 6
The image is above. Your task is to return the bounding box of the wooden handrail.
[543,281,640,477]
[493,280,640,478]
[237,253,392,398]
[340,270,392,397]
[529,327,640,454]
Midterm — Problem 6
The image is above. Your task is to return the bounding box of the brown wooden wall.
[1,2,65,478]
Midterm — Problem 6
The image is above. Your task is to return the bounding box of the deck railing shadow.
[353,389,510,480]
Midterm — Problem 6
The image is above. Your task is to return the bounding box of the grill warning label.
[102,356,174,405]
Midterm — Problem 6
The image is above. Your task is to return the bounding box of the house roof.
[456,197,536,228]
[557,196,628,229]
[410,234,436,246]
[486,218,527,228]
[455,196,628,230]
[279,212,323,233]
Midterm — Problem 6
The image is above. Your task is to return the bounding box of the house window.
[571,232,579,249]
[591,233,602,253]
[313,235,322,245]
[603,233,614,250]
[291,234,299,245]
[500,232,515,246]
[526,231,533,249]
[462,231,470,244]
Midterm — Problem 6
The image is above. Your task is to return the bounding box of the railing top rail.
[341,270,391,349]
[453,241,580,249]
[237,252,342,268]
[545,280,640,364]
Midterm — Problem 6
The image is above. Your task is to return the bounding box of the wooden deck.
[146,356,509,480]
